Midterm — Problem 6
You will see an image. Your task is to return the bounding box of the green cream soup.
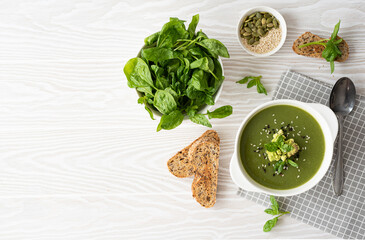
[240,105,325,190]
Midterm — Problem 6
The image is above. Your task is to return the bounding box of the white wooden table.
[1,0,364,239]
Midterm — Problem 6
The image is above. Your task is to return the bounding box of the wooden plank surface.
[1,0,364,239]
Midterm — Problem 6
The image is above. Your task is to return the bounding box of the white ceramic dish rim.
[136,46,224,119]
[237,6,287,57]
[230,99,339,196]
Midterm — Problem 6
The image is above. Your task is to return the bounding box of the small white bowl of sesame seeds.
[237,6,287,56]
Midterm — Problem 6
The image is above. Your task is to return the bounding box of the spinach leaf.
[151,65,170,89]
[196,30,208,39]
[206,105,232,119]
[189,47,206,58]
[188,14,199,38]
[144,32,159,46]
[142,47,180,63]
[197,39,230,58]
[190,69,208,91]
[204,94,214,105]
[124,57,154,88]
[157,18,189,48]
[157,110,184,131]
[186,85,205,100]
[153,90,177,114]
[189,114,212,128]
[190,57,214,72]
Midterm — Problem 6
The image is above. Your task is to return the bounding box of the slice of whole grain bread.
[190,140,220,208]
[292,32,349,62]
[167,130,219,178]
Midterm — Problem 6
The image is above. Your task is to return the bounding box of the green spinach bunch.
[263,196,290,232]
[124,14,232,131]
[299,20,342,73]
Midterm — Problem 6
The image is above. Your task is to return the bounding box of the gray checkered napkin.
[237,70,365,239]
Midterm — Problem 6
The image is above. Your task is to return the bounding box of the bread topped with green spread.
[293,32,349,62]
[167,130,220,208]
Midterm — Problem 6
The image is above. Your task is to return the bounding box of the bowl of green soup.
[230,99,338,196]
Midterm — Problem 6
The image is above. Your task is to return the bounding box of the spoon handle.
[333,115,344,196]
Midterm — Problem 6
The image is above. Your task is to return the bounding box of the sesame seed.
[296,116,299,119]
[259,154,261,157]
[297,175,300,178]
[272,114,275,117]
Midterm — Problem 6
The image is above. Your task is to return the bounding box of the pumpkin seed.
[248,38,255,45]
[273,19,278,28]
[256,12,262,18]
[258,28,265,36]
[253,41,260,45]
[249,13,255,18]
[240,29,245,34]
[267,23,274,28]
[255,20,261,27]
[264,13,270,18]
[255,37,259,42]
[244,35,251,39]
[261,18,266,25]
[244,27,251,32]
[267,17,272,23]
[243,32,251,36]
[248,22,253,28]
[251,27,257,32]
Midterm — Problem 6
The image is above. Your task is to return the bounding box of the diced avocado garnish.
[264,130,300,162]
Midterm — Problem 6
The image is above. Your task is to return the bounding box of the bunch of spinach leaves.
[124,14,232,131]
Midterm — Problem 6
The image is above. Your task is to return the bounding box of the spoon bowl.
[329,77,356,196]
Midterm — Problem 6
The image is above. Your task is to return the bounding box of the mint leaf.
[236,75,267,95]
[263,217,278,232]
[288,159,298,168]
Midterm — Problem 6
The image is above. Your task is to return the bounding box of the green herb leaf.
[157,110,184,131]
[288,159,298,168]
[206,105,233,119]
[270,196,279,214]
[264,208,276,215]
[277,161,285,174]
[189,114,212,128]
[236,75,267,95]
[280,144,293,153]
[273,160,282,171]
[263,217,278,232]
[264,142,278,152]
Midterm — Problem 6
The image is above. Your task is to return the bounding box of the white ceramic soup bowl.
[230,99,338,196]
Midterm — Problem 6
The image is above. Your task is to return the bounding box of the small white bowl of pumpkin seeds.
[237,6,287,57]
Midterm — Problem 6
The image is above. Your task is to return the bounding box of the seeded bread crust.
[190,140,220,208]
[292,32,349,62]
[167,130,219,178]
